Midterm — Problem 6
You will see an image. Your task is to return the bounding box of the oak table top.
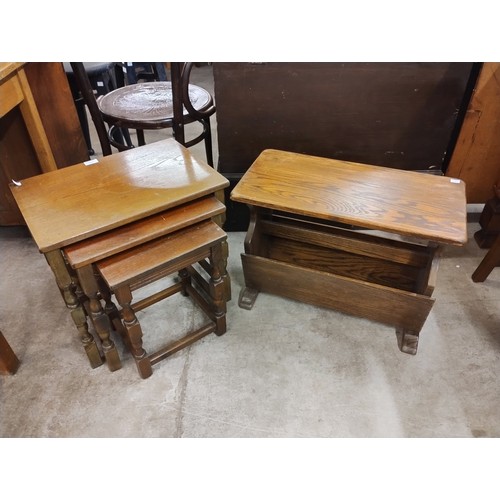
[231,149,467,246]
[10,138,229,252]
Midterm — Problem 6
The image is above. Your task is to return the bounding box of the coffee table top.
[11,138,229,252]
[231,149,467,245]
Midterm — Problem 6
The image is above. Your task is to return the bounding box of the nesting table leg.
[114,286,153,379]
[44,250,103,369]
[221,240,232,301]
[210,243,227,335]
[76,265,122,371]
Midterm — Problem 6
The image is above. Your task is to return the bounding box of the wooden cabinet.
[446,62,500,203]
[0,62,88,225]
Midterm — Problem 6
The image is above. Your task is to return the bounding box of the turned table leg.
[44,250,103,369]
[75,265,122,371]
[209,243,227,335]
[221,239,232,302]
[114,286,152,379]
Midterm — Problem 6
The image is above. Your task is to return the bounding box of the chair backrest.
[69,62,113,156]
[170,62,216,146]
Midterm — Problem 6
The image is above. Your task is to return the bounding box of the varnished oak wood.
[232,149,467,355]
[10,138,228,371]
[64,196,225,268]
[447,63,500,203]
[0,62,87,225]
[11,138,229,252]
[241,253,434,334]
[44,249,103,369]
[97,221,228,379]
[0,62,24,81]
[97,221,226,289]
[24,63,88,168]
[0,70,24,115]
[0,66,57,173]
[231,149,467,246]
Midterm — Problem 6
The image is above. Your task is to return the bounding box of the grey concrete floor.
[1,65,500,440]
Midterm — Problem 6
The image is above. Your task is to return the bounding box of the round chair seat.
[97,81,213,130]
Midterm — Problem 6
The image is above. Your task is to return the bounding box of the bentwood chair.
[64,62,133,156]
[70,62,215,166]
[69,63,114,156]
[72,62,216,166]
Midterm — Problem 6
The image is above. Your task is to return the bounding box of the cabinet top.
[231,149,467,246]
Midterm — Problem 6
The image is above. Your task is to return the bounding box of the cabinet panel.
[0,63,88,225]
[0,108,39,224]
[215,62,475,174]
[446,62,500,203]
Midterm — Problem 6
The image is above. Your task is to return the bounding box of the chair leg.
[114,285,153,379]
[202,118,214,167]
[137,129,146,147]
[221,240,231,302]
[75,97,94,156]
[472,234,500,282]
[76,266,121,371]
[108,126,134,151]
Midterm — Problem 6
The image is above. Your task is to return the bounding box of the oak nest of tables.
[231,149,467,355]
[10,138,229,375]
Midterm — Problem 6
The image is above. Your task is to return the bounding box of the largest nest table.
[231,149,467,354]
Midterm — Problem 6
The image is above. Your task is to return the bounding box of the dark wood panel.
[215,62,475,173]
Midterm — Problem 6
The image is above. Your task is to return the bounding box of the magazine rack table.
[231,149,467,354]
[10,138,229,371]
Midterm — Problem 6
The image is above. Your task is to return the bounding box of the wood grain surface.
[11,138,229,252]
[231,149,467,245]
